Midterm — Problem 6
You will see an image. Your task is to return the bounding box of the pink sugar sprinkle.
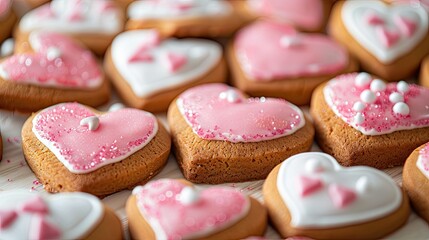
[33,180,40,185]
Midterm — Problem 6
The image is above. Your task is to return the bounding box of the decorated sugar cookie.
[0,0,16,43]
[0,191,122,240]
[229,21,358,105]
[263,152,410,239]
[21,102,171,197]
[0,32,110,112]
[16,0,124,55]
[329,0,429,81]
[127,179,267,239]
[105,29,226,112]
[403,143,429,223]
[126,0,252,38]
[167,83,314,183]
[310,72,429,168]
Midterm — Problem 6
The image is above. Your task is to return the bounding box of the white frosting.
[276,152,402,228]
[0,191,103,240]
[80,116,100,131]
[111,30,222,97]
[108,103,125,112]
[417,154,429,179]
[19,0,122,34]
[128,0,232,20]
[342,1,428,64]
[0,38,14,57]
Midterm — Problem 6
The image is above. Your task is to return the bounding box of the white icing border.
[417,154,429,179]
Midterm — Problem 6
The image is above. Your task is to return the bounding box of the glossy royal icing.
[32,103,158,174]
[417,143,429,179]
[176,83,305,143]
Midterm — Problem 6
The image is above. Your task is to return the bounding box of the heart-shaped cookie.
[0,31,102,89]
[234,21,348,81]
[341,1,428,64]
[323,72,429,135]
[110,30,222,98]
[32,102,158,174]
[0,191,104,240]
[127,179,267,239]
[176,83,305,142]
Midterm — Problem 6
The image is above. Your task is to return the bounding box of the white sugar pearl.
[397,81,409,93]
[355,72,372,87]
[360,90,376,103]
[354,113,365,124]
[132,186,144,195]
[219,89,240,103]
[370,79,386,92]
[0,38,14,57]
[356,176,371,194]
[179,187,199,205]
[280,35,301,48]
[80,116,100,131]
[108,103,125,112]
[46,47,62,61]
[352,101,365,112]
[389,92,404,103]
[305,158,324,173]
[393,102,410,115]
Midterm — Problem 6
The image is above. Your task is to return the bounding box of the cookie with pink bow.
[0,31,110,112]
[21,102,171,197]
[167,83,314,184]
[15,0,124,55]
[0,0,15,43]
[127,179,267,239]
[263,152,410,239]
[0,191,123,240]
[310,72,429,169]
[228,21,358,105]
[126,0,252,38]
[329,0,429,81]
[105,29,227,112]
[403,143,429,223]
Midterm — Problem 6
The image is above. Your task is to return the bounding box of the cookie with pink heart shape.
[329,0,429,81]
[126,0,252,38]
[310,72,429,169]
[0,191,122,240]
[15,0,124,55]
[420,55,429,88]
[245,0,335,32]
[263,152,410,239]
[0,31,110,112]
[403,143,429,223]
[127,179,267,239]
[167,83,314,183]
[105,29,226,112]
[228,20,358,105]
[21,102,171,197]
[0,0,16,43]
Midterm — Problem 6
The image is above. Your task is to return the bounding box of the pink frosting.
[32,103,158,173]
[418,144,429,176]
[324,73,429,135]
[0,0,10,18]
[328,184,357,208]
[20,196,49,215]
[0,32,102,89]
[248,0,324,30]
[134,179,249,240]
[234,21,348,81]
[0,210,17,229]
[177,83,305,143]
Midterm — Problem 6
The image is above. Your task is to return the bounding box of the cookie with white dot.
[263,152,410,239]
[328,0,429,81]
[104,29,227,112]
[228,20,358,106]
[127,179,267,239]
[420,55,429,88]
[403,143,429,223]
[167,83,314,184]
[310,72,429,168]
[0,0,16,43]
[125,0,252,38]
[15,0,124,55]
[21,102,171,197]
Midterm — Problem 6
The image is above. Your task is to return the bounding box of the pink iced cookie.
[0,0,10,18]
[127,179,267,239]
[263,152,409,239]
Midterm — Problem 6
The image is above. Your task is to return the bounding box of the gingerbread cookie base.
[104,49,227,113]
[310,83,429,168]
[22,112,171,198]
[420,56,429,88]
[228,44,359,106]
[403,144,429,223]
[328,1,429,82]
[167,100,314,184]
[83,206,123,240]
[0,9,16,43]
[263,164,410,239]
